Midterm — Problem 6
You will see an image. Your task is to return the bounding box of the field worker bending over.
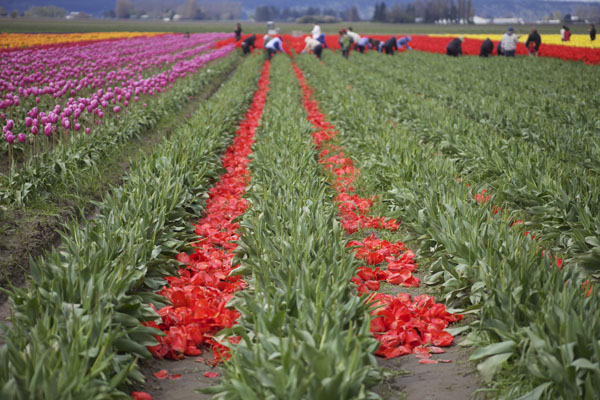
[265,36,285,60]
[302,36,324,59]
[347,27,361,47]
[446,36,463,56]
[397,36,413,50]
[368,38,382,52]
[241,34,256,55]
[355,37,372,53]
[381,36,398,55]
[338,29,352,59]
[479,38,493,57]
[263,34,273,46]
[500,27,519,57]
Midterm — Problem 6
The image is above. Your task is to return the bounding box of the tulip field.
[1,30,600,400]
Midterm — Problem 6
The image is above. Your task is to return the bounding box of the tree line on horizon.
[372,0,473,23]
[253,0,474,23]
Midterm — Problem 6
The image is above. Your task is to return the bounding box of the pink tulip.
[31,126,38,135]
[44,124,52,136]
[17,133,26,143]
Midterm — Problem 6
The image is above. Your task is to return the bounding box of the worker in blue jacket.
[397,36,413,50]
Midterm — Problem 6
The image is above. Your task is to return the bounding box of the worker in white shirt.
[347,27,361,48]
[500,27,519,57]
[302,36,324,59]
[265,36,285,60]
[312,23,321,40]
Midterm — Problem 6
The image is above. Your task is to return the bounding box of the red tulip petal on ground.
[370,316,386,333]
[132,392,154,400]
[185,346,203,356]
[381,345,412,359]
[176,252,190,264]
[432,331,454,347]
[413,346,431,358]
[204,372,219,378]
[357,267,376,281]
[168,374,182,380]
[366,252,385,265]
[152,369,169,380]
[419,359,439,364]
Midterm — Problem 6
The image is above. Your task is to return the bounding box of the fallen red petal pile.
[370,293,461,359]
[291,62,462,359]
[348,233,420,293]
[143,61,270,361]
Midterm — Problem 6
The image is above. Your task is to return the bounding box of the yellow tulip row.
[0,32,167,49]
[430,33,600,49]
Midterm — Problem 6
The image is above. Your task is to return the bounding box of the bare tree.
[183,0,197,19]
[115,0,131,19]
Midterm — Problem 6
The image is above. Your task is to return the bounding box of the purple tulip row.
[1,34,234,146]
[0,33,229,101]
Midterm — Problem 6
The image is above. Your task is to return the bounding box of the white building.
[492,17,525,25]
[473,15,491,24]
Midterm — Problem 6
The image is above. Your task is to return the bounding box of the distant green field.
[0,17,590,36]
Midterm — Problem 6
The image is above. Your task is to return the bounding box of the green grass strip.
[207,55,382,399]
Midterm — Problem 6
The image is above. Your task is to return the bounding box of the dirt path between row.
[135,357,217,400]
[0,57,242,341]
[374,272,484,400]
[132,277,483,400]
